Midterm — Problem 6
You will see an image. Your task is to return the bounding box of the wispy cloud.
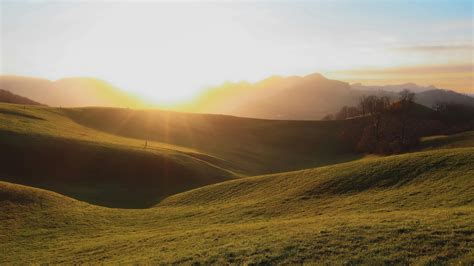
[329,64,473,93]
[394,45,473,52]
[334,64,473,76]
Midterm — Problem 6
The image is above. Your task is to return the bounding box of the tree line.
[326,90,474,154]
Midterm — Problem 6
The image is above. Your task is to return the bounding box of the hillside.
[420,131,474,150]
[1,147,473,263]
[0,89,44,105]
[0,76,147,108]
[0,103,363,207]
[0,104,236,207]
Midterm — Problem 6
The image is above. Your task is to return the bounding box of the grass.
[1,147,473,264]
[1,103,473,263]
[0,103,363,207]
[63,106,367,174]
[420,131,474,150]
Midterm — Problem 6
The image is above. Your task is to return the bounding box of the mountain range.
[180,74,474,119]
[0,76,147,108]
[1,74,473,120]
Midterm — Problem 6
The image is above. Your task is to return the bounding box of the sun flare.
[2,1,472,106]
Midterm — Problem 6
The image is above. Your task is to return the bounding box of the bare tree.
[396,90,416,147]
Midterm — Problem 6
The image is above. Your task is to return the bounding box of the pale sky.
[1,0,473,104]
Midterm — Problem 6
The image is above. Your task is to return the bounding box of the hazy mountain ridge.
[1,74,472,120]
[182,73,359,120]
[0,76,148,108]
[0,89,45,106]
[351,82,440,93]
[185,73,474,119]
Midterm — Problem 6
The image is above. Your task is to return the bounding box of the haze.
[1,1,473,104]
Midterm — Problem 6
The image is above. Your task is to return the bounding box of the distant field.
[1,148,473,263]
[0,103,363,207]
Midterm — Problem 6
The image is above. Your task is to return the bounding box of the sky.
[1,0,473,104]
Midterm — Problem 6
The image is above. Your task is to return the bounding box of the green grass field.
[0,103,362,207]
[0,103,473,263]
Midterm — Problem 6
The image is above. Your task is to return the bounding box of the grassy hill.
[0,104,236,207]
[0,103,363,207]
[64,106,366,174]
[1,147,473,263]
[420,131,474,150]
[0,89,45,106]
[1,102,472,263]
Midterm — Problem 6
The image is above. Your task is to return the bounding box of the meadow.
[0,103,473,264]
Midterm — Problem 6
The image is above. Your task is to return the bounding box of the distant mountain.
[181,74,474,120]
[2,74,472,120]
[182,73,359,120]
[0,76,147,108]
[351,83,439,93]
[351,83,474,107]
[416,89,474,108]
[0,89,45,106]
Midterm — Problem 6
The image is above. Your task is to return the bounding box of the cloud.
[328,64,473,93]
[334,64,473,76]
[394,45,473,52]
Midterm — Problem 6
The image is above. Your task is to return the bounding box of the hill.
[0,89,45,105]
[0,104,236,207]
[420,131,474,150]
[0,103,363,207]
[416,89,474,108]
[1,146,473,263]
[0,75,147,108]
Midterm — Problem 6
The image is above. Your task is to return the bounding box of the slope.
[64,106,366,174]
[420,130,474,150]
[0,103,235,208]
[1,147,473,263]
[0,103,364,206]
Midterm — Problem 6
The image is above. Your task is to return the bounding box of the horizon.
[2,1,473,104]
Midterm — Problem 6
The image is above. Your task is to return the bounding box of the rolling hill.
[0,103,364,207]
[1,145,473,263]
